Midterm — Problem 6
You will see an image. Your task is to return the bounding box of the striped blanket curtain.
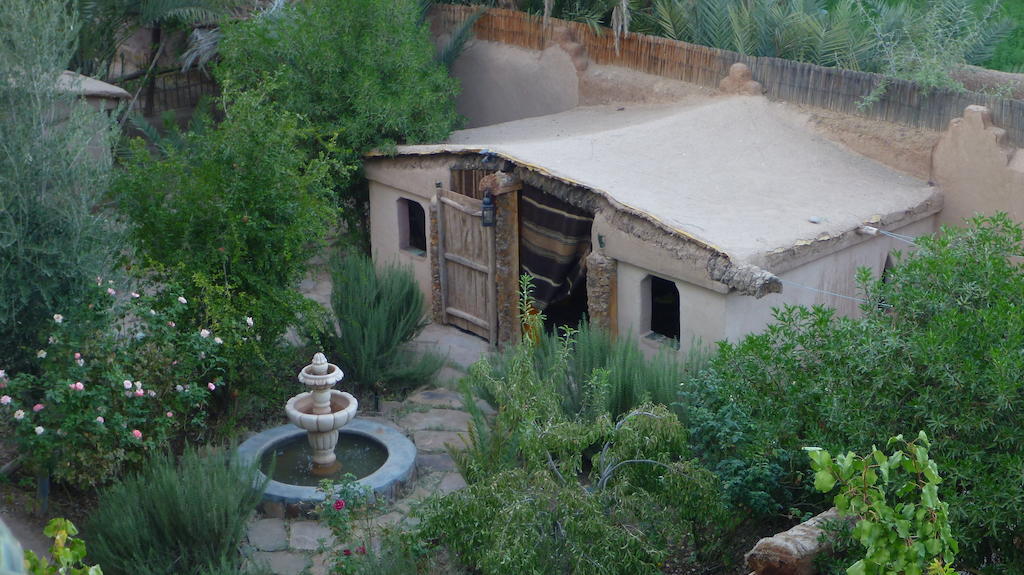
[519,186,593,309]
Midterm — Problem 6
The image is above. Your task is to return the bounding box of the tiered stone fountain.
[284,353,357,476]
[237,353,416,504]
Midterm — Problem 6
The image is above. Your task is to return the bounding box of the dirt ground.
[0,438,87,559]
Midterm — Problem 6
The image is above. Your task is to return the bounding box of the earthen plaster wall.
[612,216,936,357]
[723,216,936,341]
[365,156,454,306]
[451,41,579,128]
[931,105,1024,227]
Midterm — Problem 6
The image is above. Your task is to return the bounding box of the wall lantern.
[481,192,497,227]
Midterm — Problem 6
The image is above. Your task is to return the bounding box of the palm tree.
[73,0,236,85]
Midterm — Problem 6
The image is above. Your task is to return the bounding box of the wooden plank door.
[436,189,496,343]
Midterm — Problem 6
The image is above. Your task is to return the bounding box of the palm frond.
[437,8,484,69]
[180,26,221,71]
[696,0,735,50]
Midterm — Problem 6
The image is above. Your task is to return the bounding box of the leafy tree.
[216,0,461,247]
[0,0,120,374]
[113,88,335,395]
[681,214,1024,570]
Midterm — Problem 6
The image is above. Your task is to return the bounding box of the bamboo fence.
[435,5,1024,147]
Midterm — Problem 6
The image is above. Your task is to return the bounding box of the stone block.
[247,518,288,552]
[250,551,310,575]
[289,520,335,551]
[398,409,472,432]
[413,430,466,452]
[417,453,457,473]
[406,389,464,409]
[437,472,468,495]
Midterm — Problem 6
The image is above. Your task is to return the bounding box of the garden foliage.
[807,432,958,575]
[0,283,223,487]
[113,88,334,399]
[0,0,120,375]
[483,277,701,419]
[321,254,443,396]
[416,286,734,574]
[489,319,698,418]
[681,214,1024,569]
[23,518,102,575]
[86,446,266,575]
[216,0,461,245]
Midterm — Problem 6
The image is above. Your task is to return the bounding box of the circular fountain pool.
[237,419,416,504]
[260,433,388,486]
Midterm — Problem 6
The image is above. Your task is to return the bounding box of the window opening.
[399,198,426,255]
[649,276,680,341]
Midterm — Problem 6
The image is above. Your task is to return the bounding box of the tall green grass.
[487,321,705,418]
[322,254,443,396]
[85,447,267,575]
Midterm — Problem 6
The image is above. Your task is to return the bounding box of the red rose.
[342,549,352,556]
[333,499,345,510]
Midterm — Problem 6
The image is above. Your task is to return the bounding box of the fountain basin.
[285,389,357,432]
[237,419,417,504]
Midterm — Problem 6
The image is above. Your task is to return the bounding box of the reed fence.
[435,5,1024,147]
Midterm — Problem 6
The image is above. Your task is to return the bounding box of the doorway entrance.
[518,185,594,333]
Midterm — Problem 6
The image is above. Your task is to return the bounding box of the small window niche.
[647,275,680,343]
[398,198,426,256]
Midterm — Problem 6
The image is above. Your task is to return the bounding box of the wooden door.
[436,188,496,343]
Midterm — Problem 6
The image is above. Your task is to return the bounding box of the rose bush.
[0,280,234,487]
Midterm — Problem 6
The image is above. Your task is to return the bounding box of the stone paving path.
[243,324,491,575]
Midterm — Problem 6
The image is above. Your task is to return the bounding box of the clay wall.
[724,217,936,341]
[365,156,454,306]
[931,105,1024,227]
[451,41,579,128]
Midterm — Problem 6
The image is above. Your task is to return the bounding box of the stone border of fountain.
[237,419,417,504]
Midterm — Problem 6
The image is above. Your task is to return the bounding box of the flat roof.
[391,96,940,267]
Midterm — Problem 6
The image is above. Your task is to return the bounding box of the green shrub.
[682,214,1024,569]
[23,518,102,575]
[422,399,734,574]
[483,277,702,420]
[0,282,221,487]
[807,432,958,575]
[321,254,443,396]
[0,0,120,375]
[434,300,734,573]
[216,0,460,246]
[113,88,334,400]
[86,446,266,575]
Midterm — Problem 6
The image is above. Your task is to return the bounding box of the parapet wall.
[433,5,1024,148]
[932,105,1024,226]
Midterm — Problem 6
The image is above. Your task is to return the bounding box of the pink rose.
[123,380,133,390]
[96,416,104,423]
[166,411,174,418]
[167,321,176,328]
[74,352,81,359]
[107,288,116,296]
[0,395,9,405]
[32,403,44,412]
[134,389,145,397]
[69,382,84,391]
[207,382,216,391]
[131,429,142,439]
